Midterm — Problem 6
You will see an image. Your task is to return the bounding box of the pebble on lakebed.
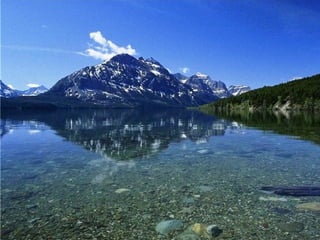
[155,219,184,235]
[176,223,223,239]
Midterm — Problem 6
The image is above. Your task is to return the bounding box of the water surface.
[1,109,320,239]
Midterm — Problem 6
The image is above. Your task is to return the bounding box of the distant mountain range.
[227,85,251,96]
[201,74,320,113]
[1,54,250,109]
[0,80,48,98]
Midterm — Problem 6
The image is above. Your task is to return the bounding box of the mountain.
[45,54,221,107]
[228,85,251,96]
[0,80,48,98]
[201,74,320,113]
[173,73,188,83]
[185,72,230,98]
[174,73,249,97]
[0,80,19,98]
[20,85,48,96]
[2,54,250,109]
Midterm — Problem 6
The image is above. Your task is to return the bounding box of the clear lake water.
[1,109,320,239]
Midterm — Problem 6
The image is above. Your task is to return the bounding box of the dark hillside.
[201,74,320,113]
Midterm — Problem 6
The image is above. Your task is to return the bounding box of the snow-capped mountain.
[228,85,251,96]
[185,72,231,99]
[173,73,188,83]
[21,85,48,96]
[1,54,250,108]
[0,80,19,98]
[0,80,48,98]
[174,73,250,98]
[45,54,220,107]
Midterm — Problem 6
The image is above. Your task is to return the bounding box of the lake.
[1,109,320,239]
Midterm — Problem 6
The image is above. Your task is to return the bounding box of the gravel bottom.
[2,149,320,240]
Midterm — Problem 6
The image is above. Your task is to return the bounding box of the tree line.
[201,74,320,113]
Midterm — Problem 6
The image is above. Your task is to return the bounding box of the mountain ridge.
[44,54,245,107]
[0,80,48,97]
[1,54,250,109]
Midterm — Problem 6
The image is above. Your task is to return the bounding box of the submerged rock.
[155,219,184,235]
[192,223,210,238]
[115,188,130,194]
[207,224,223,237]
[296,202,320,212]
[260,186,320,196]
[191,223,222,238]
[278,222,304,233]
[259,196,287,202]
[176,225,201,240]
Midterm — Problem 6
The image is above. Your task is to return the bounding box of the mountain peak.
[108,54,138,65]
[195,72,209,78]
[145,57,161,65]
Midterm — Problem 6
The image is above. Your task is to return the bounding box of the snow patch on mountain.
[228,85,251,96]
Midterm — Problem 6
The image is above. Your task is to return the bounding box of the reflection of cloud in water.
[28,130,41,135]
[88,157,136,184]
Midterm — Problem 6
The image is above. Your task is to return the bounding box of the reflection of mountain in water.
[57,109,232,160]
[1,109,238,160]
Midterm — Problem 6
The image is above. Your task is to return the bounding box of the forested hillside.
[201,74,320,113]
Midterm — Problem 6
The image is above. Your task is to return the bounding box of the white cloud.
[82,31,137,61]
[27,83,40,88]
[89,31,107,46]
[180,67,190,74]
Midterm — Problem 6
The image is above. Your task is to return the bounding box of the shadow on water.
[1,108,235,160]
[208,110,320,145]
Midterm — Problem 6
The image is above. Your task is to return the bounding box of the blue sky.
[2,0,320,90]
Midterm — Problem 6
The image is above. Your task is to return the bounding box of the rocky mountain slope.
[45,54,221,107]
[0,81,19,98]
[228,85,251,96]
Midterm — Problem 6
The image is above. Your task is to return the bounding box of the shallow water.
[1,109,320,239]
